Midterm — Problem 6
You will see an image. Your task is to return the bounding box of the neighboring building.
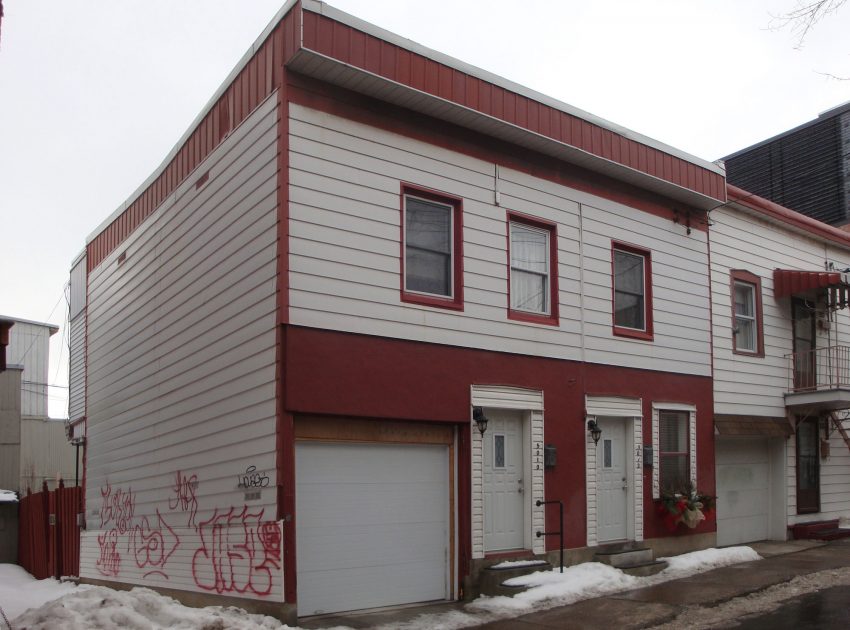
[69,0,726,621]
[0,316,76,492]
[711,185,850,546]
[723,102,850,227]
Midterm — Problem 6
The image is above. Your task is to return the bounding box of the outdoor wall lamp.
[473,406,489,436]
[587,418,602,445]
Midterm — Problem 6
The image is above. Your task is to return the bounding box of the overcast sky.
[1,0,848,417]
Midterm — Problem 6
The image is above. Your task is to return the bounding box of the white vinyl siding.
[288,104,711,376]
[711,205,845,417]
[787,416,850,525]
[79,94,280,601]
[5,321,55,419]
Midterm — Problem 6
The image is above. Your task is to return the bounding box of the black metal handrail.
[536,499,564,573]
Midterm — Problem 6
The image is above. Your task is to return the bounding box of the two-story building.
[68,0,725,622]
[712,185,850,546]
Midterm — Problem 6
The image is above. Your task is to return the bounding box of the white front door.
[596,417,629,542]
[483,410,525,551]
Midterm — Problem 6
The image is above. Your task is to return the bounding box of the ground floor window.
[659,410,689,492]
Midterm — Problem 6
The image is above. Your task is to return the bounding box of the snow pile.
[469,562,639,613]
[2,546,763,630]
[11,585,293,630]
[656,545,762,580]
[0,490,17,503]
[0,563,80,621]
[469,546,761,616]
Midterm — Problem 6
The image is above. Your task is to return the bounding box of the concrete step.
[791,519,840,540]
[594,547,654,568]
[478,560,551,597]
[807,528,850,541]
[620,559,668,577]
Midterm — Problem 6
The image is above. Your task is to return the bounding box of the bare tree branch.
[769,0,847,49]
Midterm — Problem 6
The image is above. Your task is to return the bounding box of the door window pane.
[603,439,612,469]
[494,434,505,468]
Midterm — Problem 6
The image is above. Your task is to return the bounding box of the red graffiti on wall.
[191,506,281,596]
[168,470,198,529]
[130,509,181,579]
[96,529,121,577]
[99,482,135,534]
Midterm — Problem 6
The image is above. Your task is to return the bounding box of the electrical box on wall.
[544,444,557,469]
[643,445,654,468]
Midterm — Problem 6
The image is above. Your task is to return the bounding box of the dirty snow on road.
[647,565,850,630]
[1,547,759,630]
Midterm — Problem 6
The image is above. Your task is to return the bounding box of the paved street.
[303,540,850,629]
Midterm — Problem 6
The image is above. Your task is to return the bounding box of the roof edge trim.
[726,184,850,251]
[304,0,723,177]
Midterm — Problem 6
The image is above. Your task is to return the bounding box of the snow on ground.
[0,547,762,630]
[0,563,79,621]
[488,559,549,569]
[0,490,17,503]
[11,585,293,630]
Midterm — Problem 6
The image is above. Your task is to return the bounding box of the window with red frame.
[508,214,558,324]
[612,243,653,339]
[730,270,764,356]
[659,410,689,492]
[401,186,463,310]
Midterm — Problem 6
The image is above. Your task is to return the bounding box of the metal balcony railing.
[787,345,850,393]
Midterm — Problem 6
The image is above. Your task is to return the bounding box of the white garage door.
[716,438,770,546]
[296,441,450,616]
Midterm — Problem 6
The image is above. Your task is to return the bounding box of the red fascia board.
[727,184,850,250]
[298,10,724,203]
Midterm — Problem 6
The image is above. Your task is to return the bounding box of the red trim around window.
[399,182,464,311]
[730,270,764,357]
[506,211,559,326]
[611,241,654,341]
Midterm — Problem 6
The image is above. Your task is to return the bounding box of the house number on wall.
[535,442,542,470]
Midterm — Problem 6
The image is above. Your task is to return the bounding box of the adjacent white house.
[711,185,850,546]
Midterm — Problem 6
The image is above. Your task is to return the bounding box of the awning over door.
[714,415,792,437]
[773,269,850,299]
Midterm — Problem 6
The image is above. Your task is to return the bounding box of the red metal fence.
[18,480,82,579]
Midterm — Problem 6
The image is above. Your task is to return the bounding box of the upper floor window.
[508,213,559,325]
[401,185,464,310]
[612,242,653,340]
[731,270,764,356]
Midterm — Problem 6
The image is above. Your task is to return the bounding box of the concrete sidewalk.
[301,540,849,630]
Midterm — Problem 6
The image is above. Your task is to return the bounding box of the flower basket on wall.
[657,483,716,533]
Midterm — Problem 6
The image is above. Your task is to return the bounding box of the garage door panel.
[297,483,447,526]
[297,523,447,570]
[296,441,450,616]
[716,438,770,546]
[718,488,770,519]
[298,559,446,615]
[716,462,770,489]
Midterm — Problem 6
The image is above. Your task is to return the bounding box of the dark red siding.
[300,11,724,204]
[284,326,716,580]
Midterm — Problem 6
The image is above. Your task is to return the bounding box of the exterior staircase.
[593,543,667,577]
[790,519,850,541]
[478,559,552,597]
